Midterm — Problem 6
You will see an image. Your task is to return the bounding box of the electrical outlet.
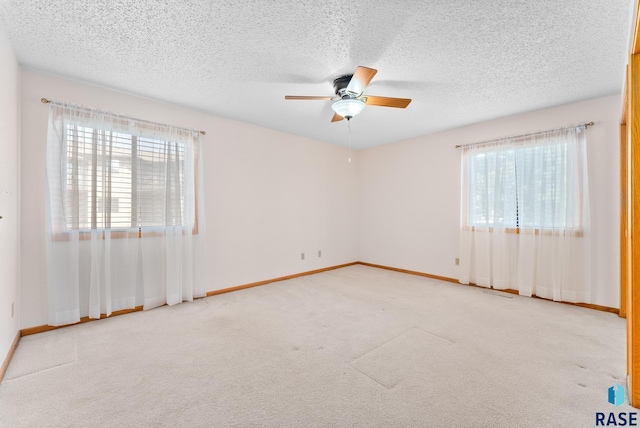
[11,302,14,318]
[301,252,305,260]
[318,250,322,258]
[455,258,460,266]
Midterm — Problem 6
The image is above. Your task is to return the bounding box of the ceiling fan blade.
[346,66,377,95]
[331,113,344,123]
[285,96,333,100]
[363,95,411,108]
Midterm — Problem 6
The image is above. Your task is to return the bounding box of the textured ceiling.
[0,0,631,148]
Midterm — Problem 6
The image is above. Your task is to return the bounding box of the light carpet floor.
[0,264,629,427]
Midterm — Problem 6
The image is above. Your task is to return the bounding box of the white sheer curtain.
[45,102,207,326]
[458,126,590,303]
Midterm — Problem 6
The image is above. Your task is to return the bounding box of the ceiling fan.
[285,66,412,122]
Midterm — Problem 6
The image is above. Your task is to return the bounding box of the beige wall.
[0,23,20,359]
[20,69,358,329]
[358,95,621,308]
[17,67,622,328]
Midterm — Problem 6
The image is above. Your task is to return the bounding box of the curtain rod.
[41,98,206,136]
[454,122,594,149]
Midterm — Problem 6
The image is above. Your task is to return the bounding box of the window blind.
[64,125,185,231]
[466,136,582,230]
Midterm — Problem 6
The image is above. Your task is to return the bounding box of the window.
[463,127,586,231]
[64,125,187,231]
[46,104,201,237]
[45,102,207,325]
[458,125,591,301]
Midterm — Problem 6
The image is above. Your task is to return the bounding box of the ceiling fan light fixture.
[331,99,365,119]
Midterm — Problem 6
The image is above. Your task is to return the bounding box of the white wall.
[0,23,20,359]
[20,69,358,329]
[358,95,621,308]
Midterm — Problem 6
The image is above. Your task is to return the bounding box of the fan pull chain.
[348,118,352,163]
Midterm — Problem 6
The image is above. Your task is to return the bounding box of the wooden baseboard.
[560,301,619,314]
[19,260,617,339]
[356,261,619,315]
[0,330,21,383]
[356,262,459,284]
[206,262,359,297]
[21,306,145,336]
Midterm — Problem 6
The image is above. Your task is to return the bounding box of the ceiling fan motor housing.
[333,74,358,98]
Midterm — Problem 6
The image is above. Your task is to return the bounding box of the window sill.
[52,227,198,241]
[462,226,584,237]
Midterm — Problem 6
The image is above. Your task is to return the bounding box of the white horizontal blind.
[64,125,185,231]
[466,133,581,230]
[517,142,573,229]
[467,148,518,227]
